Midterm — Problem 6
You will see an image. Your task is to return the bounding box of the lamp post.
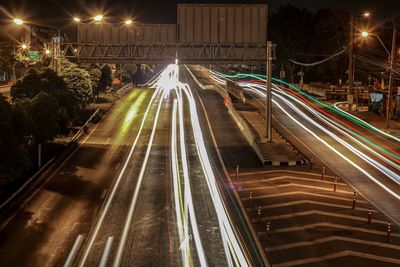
[361,19,397,128]
[348,12,372,112]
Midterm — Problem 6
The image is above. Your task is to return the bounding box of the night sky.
[1,0,399,27]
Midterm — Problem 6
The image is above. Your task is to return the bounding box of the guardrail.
[0,158,55,211]
[72,107,101,141]
[114,83,133,97]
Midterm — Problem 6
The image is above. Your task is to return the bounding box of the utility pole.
[387,19,397,129]
[265,41,274,142]
[348,16,355,112]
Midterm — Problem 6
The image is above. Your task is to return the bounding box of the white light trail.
[242,84,400,201]
[248,83,400,171]
[156,64,207,267]
[171,99,190,267]
[78,88,162,267]
[182,66,250,266]
[113,89,166,267]
[333,101,400,143]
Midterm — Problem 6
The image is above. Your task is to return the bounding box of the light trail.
[246,83,400,171]
[210,70,400,144]
[179,78,249,266]
[78,88,162,267]
[159,64,249,266]
[238,83,400,201]
[156,64,207,267]
[171,99,191,267]
[112,89,166,267]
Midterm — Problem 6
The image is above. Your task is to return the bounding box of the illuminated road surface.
[0,65,262,267]
[72,64,252,266]
[208,70,400,225]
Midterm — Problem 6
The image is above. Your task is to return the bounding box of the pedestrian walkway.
[234,169,400,266]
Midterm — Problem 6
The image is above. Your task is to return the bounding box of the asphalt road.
[182,67,269,266]
[0,66,260,266]
[0,88,155,267]
[243,84,400,226]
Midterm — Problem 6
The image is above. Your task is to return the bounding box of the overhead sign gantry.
[60,4,268,64]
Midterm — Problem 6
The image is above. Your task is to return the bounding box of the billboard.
[177,4,267,44]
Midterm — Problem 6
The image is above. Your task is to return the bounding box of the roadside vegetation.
[0,59,117,199]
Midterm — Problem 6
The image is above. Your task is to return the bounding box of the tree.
[11,98,33,144]
[29,91,60,144]
[115,64,137,84]
[0,47,15,78]
[10,68,77,119]
[0,96,31,175]
[268,4,350,83]
[80,63,102,98]
[11,69,42,99]
[60,59,93,108]
[99,64,113,91]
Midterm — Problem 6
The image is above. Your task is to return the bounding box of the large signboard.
[78,23,176,44]
[177,4,267,44]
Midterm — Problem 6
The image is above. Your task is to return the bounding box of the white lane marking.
[112,90,165,267]
[64,234,84,267]
[99,236,114,267]
[78,88,161,267]
[190,70,269,267]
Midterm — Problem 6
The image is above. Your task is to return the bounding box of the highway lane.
[0,88,153,267]
[182,66,269,266]
[74,64,239,267]
[0,65,268,267]
[216,76,400,225]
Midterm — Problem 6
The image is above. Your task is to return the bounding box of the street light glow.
[124,19,133,25]
[361,31,369,38]
[21,44,28,50]
[73,17,81,22]
[13,18,24,25]
[94,15,103,22]
[45,49,50,55]
[363,12,371,17]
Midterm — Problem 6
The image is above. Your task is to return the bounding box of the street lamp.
[124,19,133,25]
[361,31,369,38]
[94,15,103,22]
[361,24,397,128]
[363,12,371,18]
[73,17,81,22]
[360,31,390,57]
[13,18,24,25]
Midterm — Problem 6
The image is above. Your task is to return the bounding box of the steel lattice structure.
[60,42,267,64]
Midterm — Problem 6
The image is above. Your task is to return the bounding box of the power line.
[289,48,347,67]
